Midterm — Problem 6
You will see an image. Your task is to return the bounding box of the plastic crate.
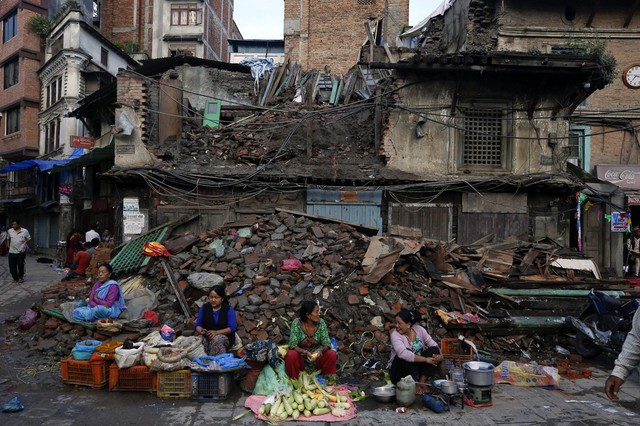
[441,338,474,362]
[191,371,234,402]
[60,357,109,389]
[109,364,157,392]
[157,370,192,398]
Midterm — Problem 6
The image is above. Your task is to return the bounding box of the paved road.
[0,254,638,425]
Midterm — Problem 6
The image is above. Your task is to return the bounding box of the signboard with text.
[70,135,95,148]
[596,165,640,190]
[611,211,629,233]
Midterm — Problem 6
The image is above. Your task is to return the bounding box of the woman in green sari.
[285,300,337,379]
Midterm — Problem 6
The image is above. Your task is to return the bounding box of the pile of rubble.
[12,210,640,379]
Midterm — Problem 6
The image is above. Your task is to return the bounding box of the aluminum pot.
[463,361,495,387]
[440,380,458,395]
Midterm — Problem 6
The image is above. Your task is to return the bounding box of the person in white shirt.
[605,309,640,400]
[85,228,100,244]
[7,219,31,283]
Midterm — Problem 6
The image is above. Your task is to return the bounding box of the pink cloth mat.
[244,387,358,422]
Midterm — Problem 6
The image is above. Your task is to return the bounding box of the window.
[3,11,17,43]
[45,119,61,153]
[5,107,20,135]
[171,5,202,26]
[101,47,108,66]
[458,103,510,169]
[169,45,196,57]
[46,77,63,108]
[3,57,18,89]
[568,125,590,171]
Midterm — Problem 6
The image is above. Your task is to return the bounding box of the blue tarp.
[0,149,84,173]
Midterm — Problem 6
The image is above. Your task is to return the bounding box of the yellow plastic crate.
[157,370,191,398]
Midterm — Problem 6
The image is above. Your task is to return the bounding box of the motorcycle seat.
[595,291,622,310]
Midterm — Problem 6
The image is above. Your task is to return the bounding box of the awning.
[51,140,114,173]
[0,149,84,173]
[0,198,30,204]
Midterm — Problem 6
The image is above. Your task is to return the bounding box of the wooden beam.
[585,0,601,27]
[624,0,640,27]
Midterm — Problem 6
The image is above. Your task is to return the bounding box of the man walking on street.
[7,219,31,283]
[605,309,640,400]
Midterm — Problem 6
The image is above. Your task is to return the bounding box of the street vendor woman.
[72,263,126,322]
[389,308,445,386]
[285,300,337,379]
[194,285,237,356]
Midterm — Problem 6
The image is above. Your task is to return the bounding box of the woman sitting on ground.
[194,285,237,356]
[285,300,337,380]
[389,308,445,385]
[72,263,126,322]
[62,242,91,281]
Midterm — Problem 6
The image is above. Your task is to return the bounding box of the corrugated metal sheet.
[307,189,382,235]
[109,226,170,276]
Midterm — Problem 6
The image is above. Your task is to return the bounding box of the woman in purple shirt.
[389,308,445,385]
[194,285,237,355]
[72,263,126,322]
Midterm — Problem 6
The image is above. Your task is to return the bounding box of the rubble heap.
[12,210,639,380]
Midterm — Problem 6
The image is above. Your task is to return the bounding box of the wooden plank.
[160,259,192,317]
[383,42,397,63]
[179,258,195,269]
[518,249,540,274]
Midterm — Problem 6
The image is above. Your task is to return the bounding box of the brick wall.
[496,2,640,170]
[116,69,149,142]
[0,1,46,159]
[100,0,154,55]
[284,0,409,74]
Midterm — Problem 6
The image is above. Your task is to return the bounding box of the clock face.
[623,65,640,89]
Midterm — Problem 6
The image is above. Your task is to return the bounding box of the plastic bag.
[114,342,145,368]
[119,287,158,320]
[494,361,560,387]
[1,396,24,413]
[252,362,291,396]
[18,308,38,330]
[282,259,302,271]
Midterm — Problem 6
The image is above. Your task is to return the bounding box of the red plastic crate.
[109,364,157,392]
[441,338,474,362]
[60,357,109,389]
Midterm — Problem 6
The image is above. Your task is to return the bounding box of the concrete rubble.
[10,210,640,383]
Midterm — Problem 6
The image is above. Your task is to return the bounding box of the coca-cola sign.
[596,165,640,189]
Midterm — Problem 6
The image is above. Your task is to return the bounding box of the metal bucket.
[463,361,495,387]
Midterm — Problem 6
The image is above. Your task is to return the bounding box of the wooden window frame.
[170,4,202,26]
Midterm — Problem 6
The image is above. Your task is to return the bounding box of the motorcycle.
[566,289,639,358]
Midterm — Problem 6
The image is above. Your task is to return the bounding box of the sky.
[233,0,444,40]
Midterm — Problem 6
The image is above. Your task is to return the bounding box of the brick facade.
[497,1,640,170]
[99,0,154,55]
[100,0,234,60]
[284,0,409,75]
[0,0,47,160]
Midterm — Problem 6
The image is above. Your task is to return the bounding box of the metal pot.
[371,386,396,403]
[440,380,458,395]
[463,361,495,387]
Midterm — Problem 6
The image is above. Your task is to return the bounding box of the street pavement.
[0,254,639,425]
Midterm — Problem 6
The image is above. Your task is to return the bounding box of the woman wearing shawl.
[73,263,126,322]
[194,285,237,356]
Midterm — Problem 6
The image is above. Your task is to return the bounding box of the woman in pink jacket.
[389,308,445,385]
